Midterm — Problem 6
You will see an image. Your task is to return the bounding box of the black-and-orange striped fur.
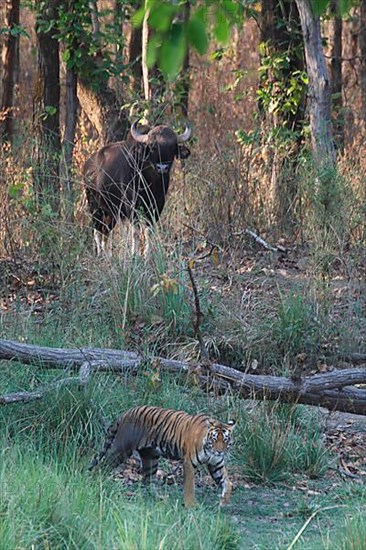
[88,405,235,507]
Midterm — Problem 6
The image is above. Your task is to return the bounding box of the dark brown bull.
[84,121,191,255]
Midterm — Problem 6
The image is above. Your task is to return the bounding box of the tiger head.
[204,419,235,457]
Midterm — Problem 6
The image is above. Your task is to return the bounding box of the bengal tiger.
[88,405,235,507]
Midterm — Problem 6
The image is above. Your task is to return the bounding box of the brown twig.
[186,261,210,362]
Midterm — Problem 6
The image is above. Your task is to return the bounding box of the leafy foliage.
[32,0,127,91]
[134,0,244,79]
[310,0,356,16]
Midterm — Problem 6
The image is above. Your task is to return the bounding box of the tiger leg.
[139,449,159,483]
[141,457,159,482]
[183,460,197,507]
[207,463,232,506]
[138,449,160,499]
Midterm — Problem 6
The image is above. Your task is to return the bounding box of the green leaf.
[132,6,145,27]
[194,5,208,23]
[159,23,186,79]
[339,0,352,14]
[187,16,208,55]
[146,34,160,67]
[62,49,71,63]
[8,183,24,200]
[311,0,329,16]
[149,3,176,32]
[214,11,230,43]
[221,0,241,23]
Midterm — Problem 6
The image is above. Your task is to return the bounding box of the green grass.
[0,444,238,549]
[233,402,330,483]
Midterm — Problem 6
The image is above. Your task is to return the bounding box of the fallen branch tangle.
[0,338,365,415]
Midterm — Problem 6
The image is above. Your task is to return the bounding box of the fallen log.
[0,338,366,415]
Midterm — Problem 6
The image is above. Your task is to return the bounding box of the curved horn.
[177,123,192,143]
[130,120,149,144]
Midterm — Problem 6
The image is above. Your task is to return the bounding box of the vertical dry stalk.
[187,261,209,362]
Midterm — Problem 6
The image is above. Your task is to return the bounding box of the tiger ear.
[227,419,236,429]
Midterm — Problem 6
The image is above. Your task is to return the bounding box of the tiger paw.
[184,499,197,508]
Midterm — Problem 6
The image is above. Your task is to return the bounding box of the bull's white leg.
[94,229,112,258]
[104,233,112,258]
[131,224,138,256]
[94,229,103,256]
[142,225,152,258]
[120,222,138,257]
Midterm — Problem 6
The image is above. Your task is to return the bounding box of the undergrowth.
[233,402,330,483]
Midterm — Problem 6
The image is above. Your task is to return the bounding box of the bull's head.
[131,121,191,174]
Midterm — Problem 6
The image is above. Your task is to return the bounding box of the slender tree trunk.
[89,0,100,36]
[330,0,344,150]
[61,68,78,221]
[360,0,366,127]
[129,22,142,95]
[0,0,20,145]
[140,0,166,120]
[295,0,336,165]
[179,1,190,117]
[141,0,150,102]
[32,0,61,212]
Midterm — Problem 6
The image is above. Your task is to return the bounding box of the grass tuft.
[234,403,329,483]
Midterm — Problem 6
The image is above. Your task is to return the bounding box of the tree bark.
[128,20,142,95]
[61,67,78,221]
[1,338,365,414]
[360,0,366,126]
[76,0,129,143]
[141,0,150,102]
[32,0,61,212]
[295,0,336,165]
[330,0,344,150]
[0,0,20,145]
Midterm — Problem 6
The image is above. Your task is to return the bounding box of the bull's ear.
[177,145,190,159]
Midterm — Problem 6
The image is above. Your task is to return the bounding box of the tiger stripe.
[89,405,235,507]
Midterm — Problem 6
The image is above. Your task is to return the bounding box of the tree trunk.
[61,67,78,221]
[0,0,20,145]
[32,0,61,212]
[141,1,150,102]
[295,0,336,165]
[1,338,366,414]
[177,1,190,118]
[77,80,129,143]
[259,0,305,226]
[128,21,142,95]
[360,0,366,126]
[330,0,344,150]
[76,0,129,143]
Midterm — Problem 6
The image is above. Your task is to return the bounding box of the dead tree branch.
[0,361,93,404]
[0,338,366,414]
[187,261,209,362]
